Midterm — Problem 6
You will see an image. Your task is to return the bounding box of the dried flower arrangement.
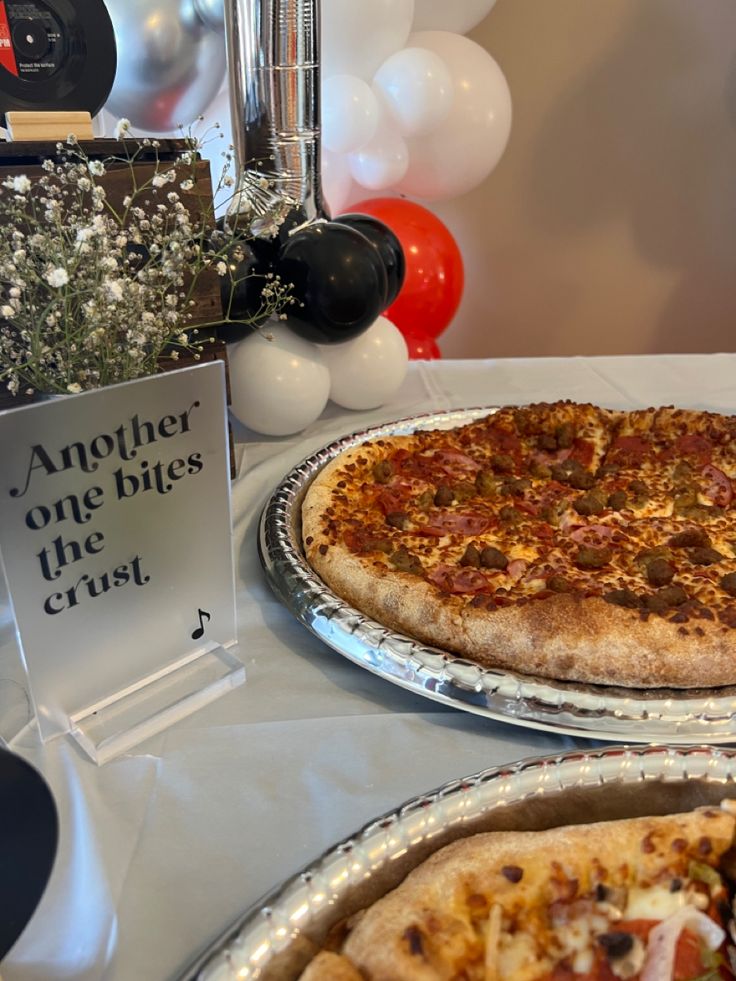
[0,120,296,397]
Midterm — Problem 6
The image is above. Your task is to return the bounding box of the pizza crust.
[296,804,736,981]
[303,533,736,688]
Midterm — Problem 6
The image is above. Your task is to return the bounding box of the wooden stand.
[4,110,95,142]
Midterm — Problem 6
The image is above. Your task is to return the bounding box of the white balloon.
[373,47,453,137]
[322,75,380,154]
[321,150,356,216]
[229,326,330,436]
[321,0,415,81]
[397,31,511,200]
[348,123,409,191]
[411,0,497,35]
[320,317,409,410]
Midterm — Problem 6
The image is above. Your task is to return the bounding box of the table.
[1,354,732,981]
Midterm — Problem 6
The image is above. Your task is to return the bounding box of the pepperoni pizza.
[301,401,736,689]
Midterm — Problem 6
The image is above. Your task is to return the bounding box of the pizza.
[301,401,736,689]
[297,801,736,980]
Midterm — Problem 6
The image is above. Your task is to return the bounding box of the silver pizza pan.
[258,407,736,743]
[184,744,736,980]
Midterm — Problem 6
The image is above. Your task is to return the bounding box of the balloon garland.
[317,1,510,360]
[101,0,512,433]
[320,1,511,211]
[349,197,464,341]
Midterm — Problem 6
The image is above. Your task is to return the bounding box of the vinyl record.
[0,0,117,119]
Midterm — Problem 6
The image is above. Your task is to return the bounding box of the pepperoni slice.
[342,529,366,553]
[486,425,522,456]
[569,437,595,467]
[702,464,733,507]
[393,447,479,480]
[534,522,555,540]
[376,488,410,514]
[672,433,713,464]
[416,512,490,536]
[605,435,651,466]
[427,565,489,594]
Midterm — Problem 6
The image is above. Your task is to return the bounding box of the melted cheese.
[492,884,711,981]
[624,884,688,920]
[496,930,547,980]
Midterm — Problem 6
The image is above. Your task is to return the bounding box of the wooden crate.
[0,138,222,329]
[0,141,236,475]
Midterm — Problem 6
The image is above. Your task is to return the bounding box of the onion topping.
[639,907,725,981]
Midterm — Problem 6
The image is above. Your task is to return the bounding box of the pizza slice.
[298,802,736,981]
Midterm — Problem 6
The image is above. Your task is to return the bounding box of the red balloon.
[347,198,464,340]
[404,332,442,360]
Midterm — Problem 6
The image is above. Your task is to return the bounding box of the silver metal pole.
[223,0,323,221]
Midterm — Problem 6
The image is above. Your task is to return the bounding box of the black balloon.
[334,213,406,308]
[273,205,310,247]
[278,222,387,344]
[0,747,58,960]
[216,237,276,342]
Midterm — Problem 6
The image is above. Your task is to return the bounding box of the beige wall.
[436,0,736,358]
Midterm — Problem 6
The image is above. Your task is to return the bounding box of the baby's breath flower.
[0,127,295,397]
[105,280,124,302]
[11,175,31,194]
[45,268,69,288]
[114,118,130,139]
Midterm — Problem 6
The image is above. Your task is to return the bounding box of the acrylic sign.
[0,363,241,761]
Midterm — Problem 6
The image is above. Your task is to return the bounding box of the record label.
[3,0,65,80]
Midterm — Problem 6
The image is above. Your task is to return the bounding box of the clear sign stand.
[68,642,244,765]
[0,363,243,764]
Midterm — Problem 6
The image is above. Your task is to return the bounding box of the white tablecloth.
[1,354,731,980]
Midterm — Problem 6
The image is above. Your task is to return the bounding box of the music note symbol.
[191,608,211,640]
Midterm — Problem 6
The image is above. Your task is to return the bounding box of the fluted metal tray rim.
[258,406,736,743]
[186,744,736,980]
